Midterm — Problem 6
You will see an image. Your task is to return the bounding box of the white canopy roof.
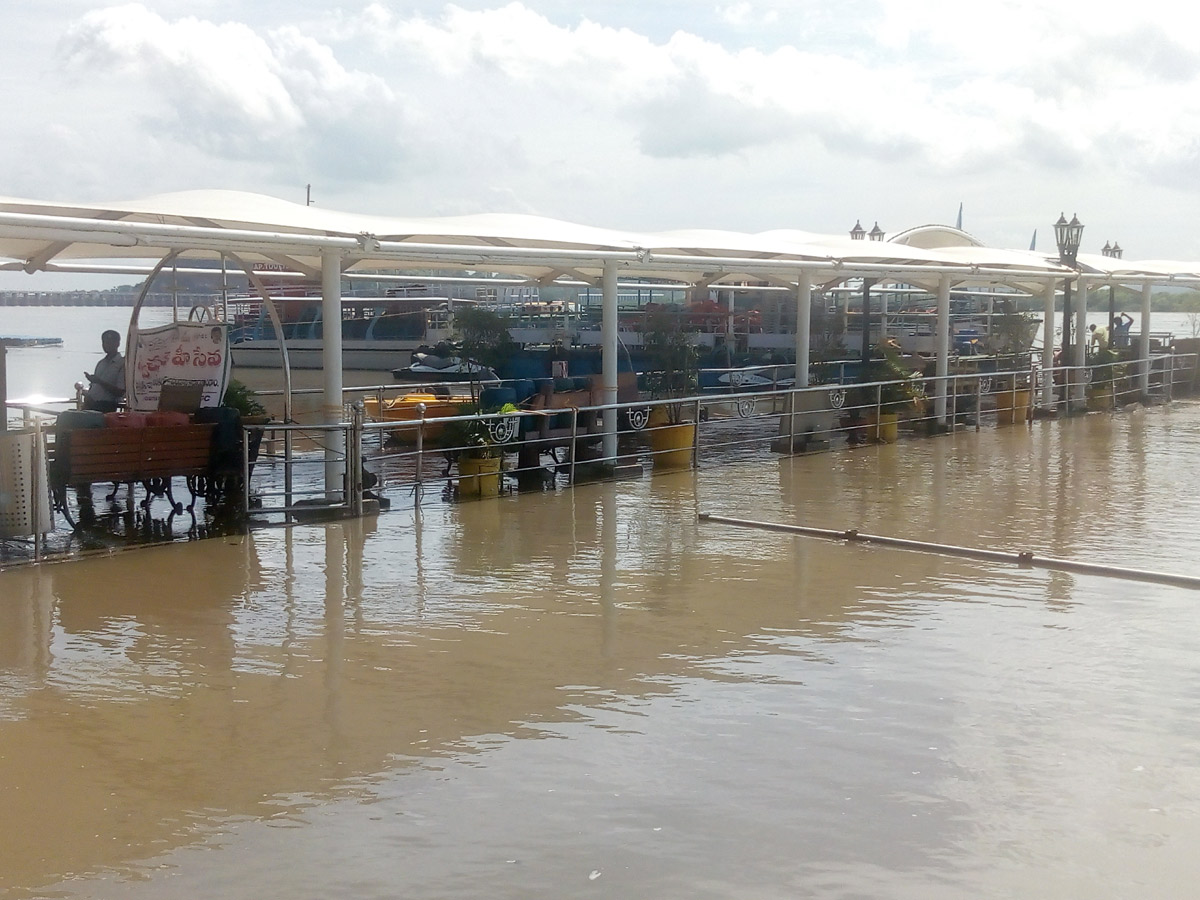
[0,189,1194,289]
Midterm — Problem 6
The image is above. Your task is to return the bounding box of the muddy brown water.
[4,400,1200,898]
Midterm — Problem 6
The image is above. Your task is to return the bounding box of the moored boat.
[392,352,500,383]
[362,391,464,441]
[228,294,453,370]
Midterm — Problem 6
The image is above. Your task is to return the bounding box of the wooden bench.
[51,423,217,526]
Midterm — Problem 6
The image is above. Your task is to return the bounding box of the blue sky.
[3,1,1199,287]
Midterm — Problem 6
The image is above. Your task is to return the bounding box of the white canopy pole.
[322,250,344,500]
[1139,282,1153,396]
[601,261,618,463]
[1041,279,1056,411]
[795,272,811,388]
[1074,277,1089,408]
[934,273,951,424]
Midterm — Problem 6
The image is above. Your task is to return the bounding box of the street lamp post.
[1102,240,1122,348]
[1054,214,1084,354]
[850,222,878,377]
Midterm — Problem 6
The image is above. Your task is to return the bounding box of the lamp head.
[1053,212,1083,264]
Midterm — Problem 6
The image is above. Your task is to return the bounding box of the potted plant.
[220,377,271,466]
[986,303,1035,424]
[848,342,919,442]
[222,378,267,419]
[442,400,519,498]
[642,308,699,466]
[1087,346,1122,410]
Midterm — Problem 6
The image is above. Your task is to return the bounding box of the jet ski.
[392,352,500,383]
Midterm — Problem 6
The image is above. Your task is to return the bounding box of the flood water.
[4,396,1200,898]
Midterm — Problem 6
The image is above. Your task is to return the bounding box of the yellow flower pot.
[458,454,502,498]
[871,411,899,443]
[994,388,1031,425]
[648,421,696,468]
[1087,385,1114,411]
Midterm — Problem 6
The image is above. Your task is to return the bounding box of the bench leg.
[162,478,185,515]
[140,478,167,513]
[137,478,179,515]
[183,475,203,512]
[52,482,79,529]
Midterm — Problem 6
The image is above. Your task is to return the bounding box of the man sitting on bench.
[83,329,125,413]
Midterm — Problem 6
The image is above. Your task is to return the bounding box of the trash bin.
[0,428,52,538]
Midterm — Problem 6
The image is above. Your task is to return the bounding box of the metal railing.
[11,353,1196,539]
[230,354,1180,515]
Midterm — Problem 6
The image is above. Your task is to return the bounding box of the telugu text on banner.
[127,322,230,412]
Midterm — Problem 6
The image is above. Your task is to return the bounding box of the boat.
[226,277,1040,382]
[392,352,500,383]
[0,335,63,348]
[837,285,1041,357]
[227,287,589,371]
[362,391,464,441]
[228,293,455,370]
[698,364,795,392]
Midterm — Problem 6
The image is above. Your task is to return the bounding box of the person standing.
[1113,312,1134,349]
[83,329,125,412]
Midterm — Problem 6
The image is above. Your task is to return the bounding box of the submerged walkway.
[2,375,1195,569]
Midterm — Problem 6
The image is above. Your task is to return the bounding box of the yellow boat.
[363,393,462,442]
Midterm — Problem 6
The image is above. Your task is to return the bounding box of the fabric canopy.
[0,189,1094,290]
[4,189,1199,289]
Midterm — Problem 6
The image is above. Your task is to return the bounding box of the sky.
[2,0,1200,288]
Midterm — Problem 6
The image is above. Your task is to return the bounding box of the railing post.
[242,422,252,518]
[975,374,982,431]
[376,386,386,448]
[787,389,796,454]
[350,401,364,517]
[1028,358,1035,423]
[414,402,425,505]
[693,398,702,467]
[569,409,578,484]
[284,427,293,519]
[32,421,43,560]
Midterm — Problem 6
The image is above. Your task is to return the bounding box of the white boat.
[838,285,1040,357]
[227,289,585,370]
[228,294,455,370]
[392,352,499,383]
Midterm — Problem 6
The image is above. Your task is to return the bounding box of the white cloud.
[717,3,751,26]
[58,3,407,181]
[4,0,1200,259]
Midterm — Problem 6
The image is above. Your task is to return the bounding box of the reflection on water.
[4,404,1200,898]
